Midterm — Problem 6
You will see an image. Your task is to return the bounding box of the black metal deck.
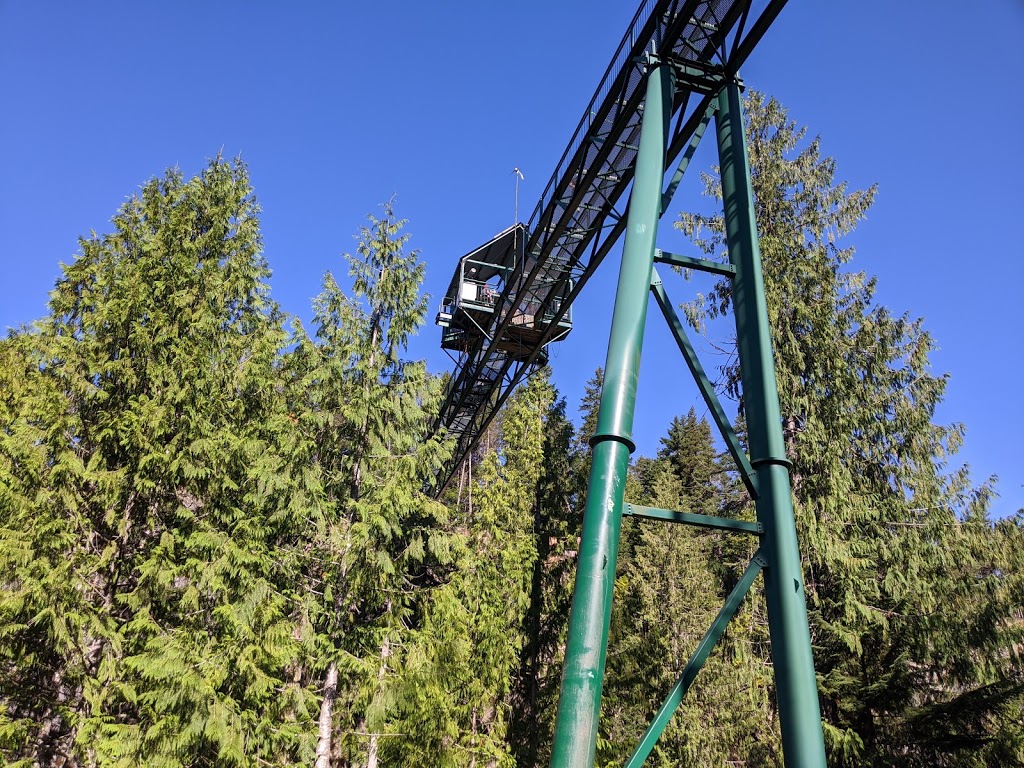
[433,0,788,493]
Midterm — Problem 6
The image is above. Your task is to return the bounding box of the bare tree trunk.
[365,734,380,768]
[365,636,391,768]
[468,707,478,768]
[314,662,339,768]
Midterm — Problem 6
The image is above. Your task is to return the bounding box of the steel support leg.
[547,61,674,768]
[715,80,827,767]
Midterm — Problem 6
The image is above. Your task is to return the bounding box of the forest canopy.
[1,95,1021,768]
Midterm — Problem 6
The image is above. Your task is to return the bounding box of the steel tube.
[715,80,827,768]
[547,60,674,768]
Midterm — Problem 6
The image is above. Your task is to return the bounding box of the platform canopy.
[441,223,527,302]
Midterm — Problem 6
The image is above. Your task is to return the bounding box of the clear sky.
[2,2,1022,517]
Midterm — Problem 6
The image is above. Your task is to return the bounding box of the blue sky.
[2,2,1022,517]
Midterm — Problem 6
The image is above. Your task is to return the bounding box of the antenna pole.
[513,167,524,224]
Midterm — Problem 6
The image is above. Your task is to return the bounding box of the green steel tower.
[549,68,827,768]
[432,2,827,765]
[548,69,827,768]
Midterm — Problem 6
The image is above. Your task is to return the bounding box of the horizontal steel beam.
[623,503,762,534]
[654,248,736,277]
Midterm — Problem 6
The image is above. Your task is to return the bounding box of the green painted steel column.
[548,61,674,768]
[716,81,827,768]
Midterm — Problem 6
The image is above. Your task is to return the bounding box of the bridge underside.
[432,0,790,494]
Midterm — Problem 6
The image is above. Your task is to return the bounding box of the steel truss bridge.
[433,0,789,493]
[431,2,828,766]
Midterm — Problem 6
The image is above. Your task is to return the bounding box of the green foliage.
[2,94,1020,768]
[597,413,775,768]
[0,158,315,766]
[658,407,719,507]
[508,386,584,768]
[675,91,1024,767]
[287,201,454,767]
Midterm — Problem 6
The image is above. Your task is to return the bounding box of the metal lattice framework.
[434,0,789,493]
[430,2,829,765]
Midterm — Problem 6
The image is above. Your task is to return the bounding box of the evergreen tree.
[386,373,552,767]
[290,202,453,768]
[574,369,603,450]
[509,392,580,767]
[1,92,1017,768]
[0,158,315,767]
[572,368,604,486]
[676,90,1024,766]
[657,408,719,507]
[599,412,775,767]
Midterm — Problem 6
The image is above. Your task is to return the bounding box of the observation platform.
[436,224,572,365]
[432,0,789,493]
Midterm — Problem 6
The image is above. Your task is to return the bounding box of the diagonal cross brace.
[650,267,758,498]
[623,503,761,534]
[661,104,715,215]
[623,550,767,768]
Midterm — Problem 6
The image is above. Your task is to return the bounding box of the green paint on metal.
[623,503,762,534]
[547,61,674,768]
[649,267,758,497]
[653,249,736,277]
[659,62,726,95]
[623,552,766,768]
[661,104,714,214]
[716,80,827,768]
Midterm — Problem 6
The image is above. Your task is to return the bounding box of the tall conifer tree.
[383,373,552,767]
[291,202,452,768]
[676,90,1023,766]
[509,391,580,768]
[0,159,314,767]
